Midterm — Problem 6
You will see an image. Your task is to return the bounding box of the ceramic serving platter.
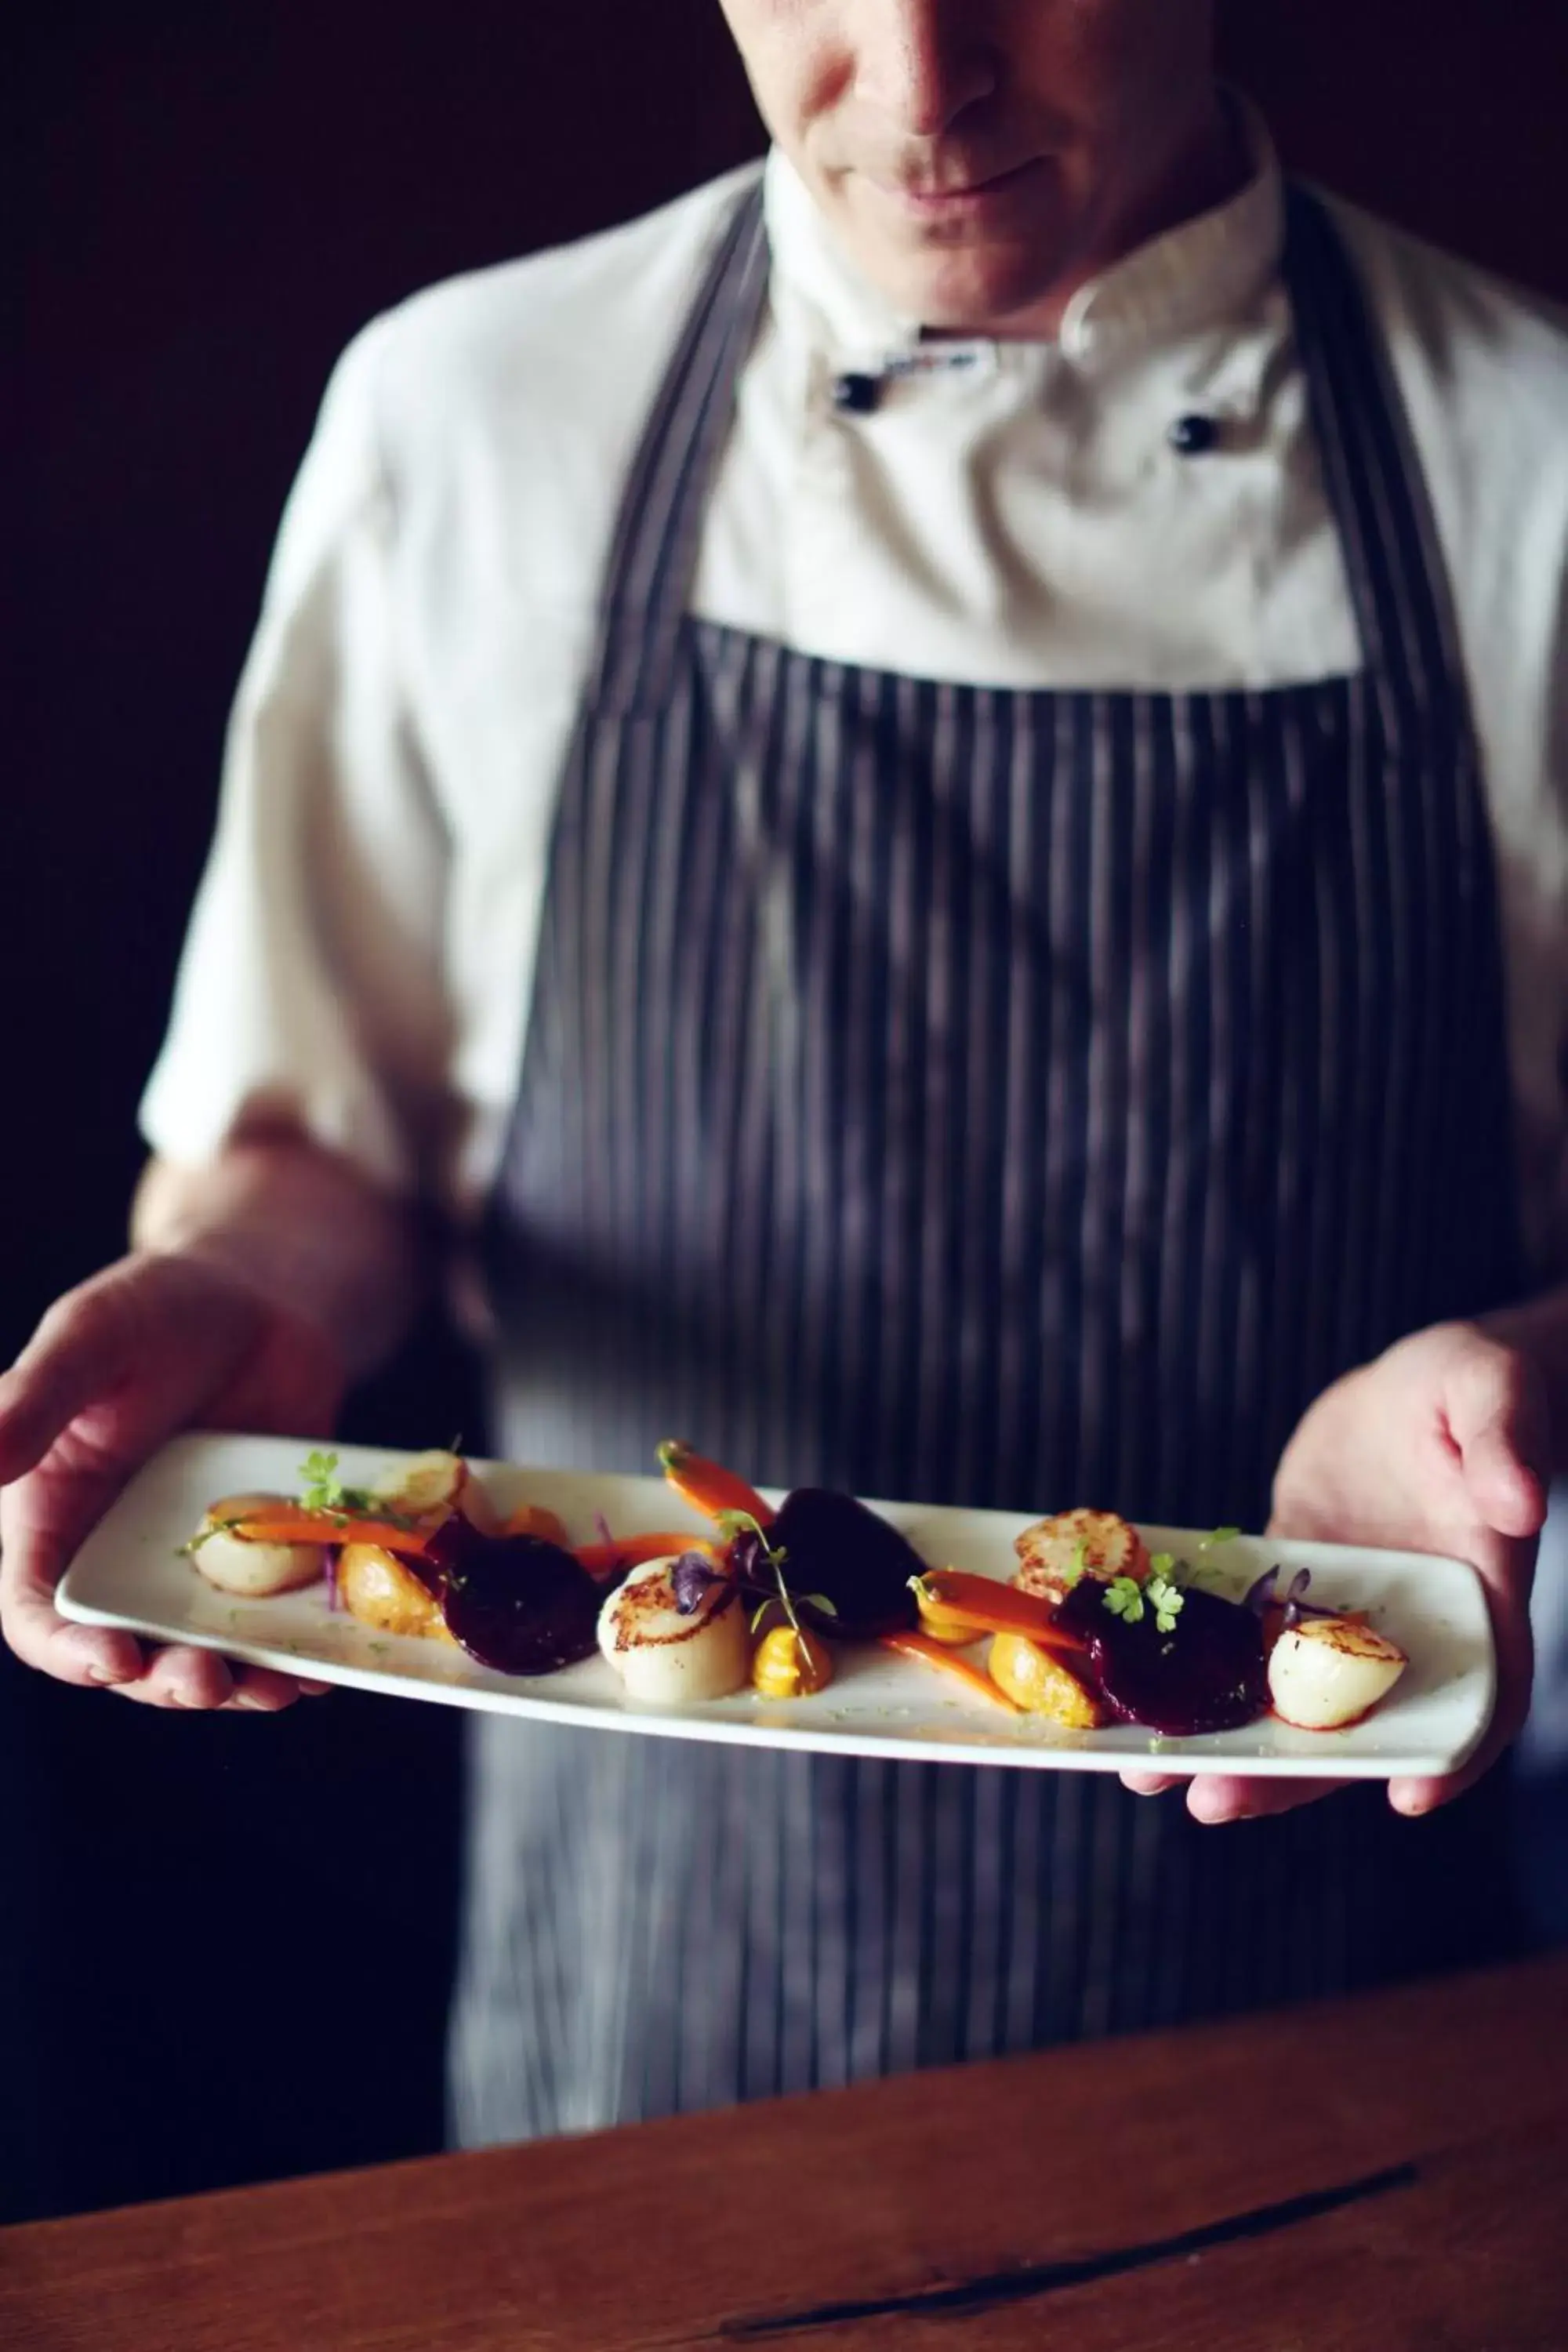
[55,1433,1496,1778]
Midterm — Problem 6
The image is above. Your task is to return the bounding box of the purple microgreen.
[324,1551,340,1613]
[671,1549,724,1617]
[594,1511,615,1551]
[717,1509,811,1644]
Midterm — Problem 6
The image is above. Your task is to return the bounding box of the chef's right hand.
[0,1250,346,1711]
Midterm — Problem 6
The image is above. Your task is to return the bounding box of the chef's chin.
[837,169,1084,334]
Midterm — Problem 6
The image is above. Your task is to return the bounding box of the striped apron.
[452,186,1525,2146]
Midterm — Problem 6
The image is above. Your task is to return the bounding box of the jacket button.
[832,372,883,415]
[1168,412,1221,456]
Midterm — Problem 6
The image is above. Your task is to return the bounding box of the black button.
[1168,412,1221,456]
[832,371,883,416]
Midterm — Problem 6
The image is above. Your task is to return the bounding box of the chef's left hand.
[1120,1321,1550,1824]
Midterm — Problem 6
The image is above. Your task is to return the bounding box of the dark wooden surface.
[4,1952,1566,2350]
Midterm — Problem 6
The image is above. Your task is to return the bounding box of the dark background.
[6,1,1567,2226]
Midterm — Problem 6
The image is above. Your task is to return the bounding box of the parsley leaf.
[1145,1573,1185,1635]
[1103,1576,1145,1624]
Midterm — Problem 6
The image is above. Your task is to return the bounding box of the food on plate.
[986,1629,1107,1728]
[336,1450,497,1642]
[183,1441,1414,1743]
[751,1621,833,1699]
[1013,1507,1149,1603]
[1267,1613,1409,1730]
[337,1540,453,1642]
[762,1488,921,1639]
[187,1494,325,1597]
[597,1556,751,1702]
[420,1516,605,1675]
[657,1439,775,1528]
[912,1567,1088,1652]
[1058,1575,1269,1736]
[504,1502,573,1544]
[879,1628,1022,1710]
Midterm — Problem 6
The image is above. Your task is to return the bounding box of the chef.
[5,0,1568,2147]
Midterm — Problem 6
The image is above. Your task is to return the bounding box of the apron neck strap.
[590,182,771,715]
[1283,184,1472,735]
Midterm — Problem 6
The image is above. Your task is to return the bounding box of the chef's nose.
[851,0,998,138]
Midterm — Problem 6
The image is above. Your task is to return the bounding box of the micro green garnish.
[1199,1526,1241,1552]
[296,1449,417,1528]
[1059,1540,1090,1591]
[1103,1576,1146,1624]
[717,1508,817,1658]
[1149,1552,1177,1577]
[178,1514,247,1559]
[1145,1573,1185,1635]
[1105,1569,1184,1634]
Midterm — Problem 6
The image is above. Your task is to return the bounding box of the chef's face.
[718,0,1221,331]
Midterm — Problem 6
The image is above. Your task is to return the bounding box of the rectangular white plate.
[56,1434,1495,1778]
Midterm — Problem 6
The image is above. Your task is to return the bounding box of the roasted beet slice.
[770,1488,920,1640]
[1062,1580,1267,1735]
[421,1517,602,1675]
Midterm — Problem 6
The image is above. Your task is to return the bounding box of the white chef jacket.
[140,116,1568,1272]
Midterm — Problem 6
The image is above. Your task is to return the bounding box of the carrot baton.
[656,1440,776,1529]
[575,1532,720,1577]
[880,1628,1023,1712]
[909,1568,1088,1654]
[217,1508,437,1556]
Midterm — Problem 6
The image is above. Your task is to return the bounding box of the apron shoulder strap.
[1283,183,1475,745]
[590,180,771,717]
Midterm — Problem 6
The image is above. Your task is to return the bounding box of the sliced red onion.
[1243,1565,1280,1615]
[1280,1566,1339,1630]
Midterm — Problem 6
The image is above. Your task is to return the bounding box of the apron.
[452,185,1526,2145]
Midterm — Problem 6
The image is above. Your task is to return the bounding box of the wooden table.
[5,1952,1566,2350]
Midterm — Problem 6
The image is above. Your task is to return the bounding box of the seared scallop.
[1268,1613,1408,1731]
[1013,1508,1149,1606]
[597,1557,750,1703]
[189,1493,325,1598]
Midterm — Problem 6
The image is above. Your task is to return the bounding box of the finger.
[1120,1770,1188,1796]
[223,1663,317,1711]
[1185,1774,1348,1824]
[111,1644,236,1709]
[1447,1343,1550,1538]
[0,1286,139,1487]
[0,1461,148,1682]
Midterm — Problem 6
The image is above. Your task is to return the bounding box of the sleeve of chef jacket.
[140,318,452,1197]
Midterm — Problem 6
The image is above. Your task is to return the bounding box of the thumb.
[1446,1338,1549,1540]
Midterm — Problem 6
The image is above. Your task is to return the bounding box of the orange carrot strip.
[880,1629,1023,1712]
[225,1508,435,1556]
[914,1569,1087,1653]
[656,1440,775,1529]
[574,1532,719,1576]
